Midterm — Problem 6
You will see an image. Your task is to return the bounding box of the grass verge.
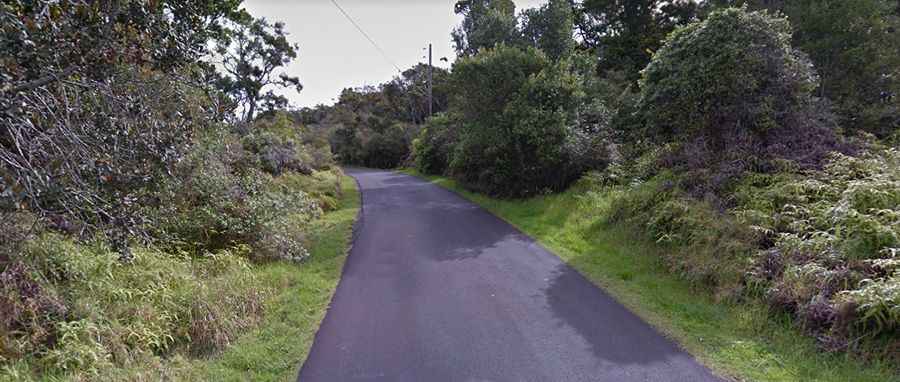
[402,169,899,382]
[174,174,359,381]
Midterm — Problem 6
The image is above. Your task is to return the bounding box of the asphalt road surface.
[298,169,722,382]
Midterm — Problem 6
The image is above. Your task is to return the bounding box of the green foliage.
[0,1,245,252]
[843,273,900,335]
[329,114,416,169]
[179,175,359,382]
[636,7,841,195]
[452,0,521,56]
[215,16,302,122]
[241,112,334,175]
[321,64,452,168]
[716,0,900,137]
[596,144,900,352]
[151,129,323,262]
[449,45,549,128]
[413,113,459,175]
[603,173,757,297]
[732,149,900,343]
[0,1,350,380]
[782,0,899,136]
[275,169,344,212]
[1,234,264,378]
[1,170,355,380]
[448,45,591,197]
[361,123,415,169]
[452,0,579,62]
[639,7,813,140]
[520,0,576,61]
[574,0,699,83]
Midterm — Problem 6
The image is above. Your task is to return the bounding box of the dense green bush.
[448,45,595,197]
[0,2,255,259]
[275,169,344,212]
[636,7,843,195]
[362,123,415,169]
[329,112,416,169]
[413,113,459,175]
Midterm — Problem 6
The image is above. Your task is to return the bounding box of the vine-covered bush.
[636,7,844,196]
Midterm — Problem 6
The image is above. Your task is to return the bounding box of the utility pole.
[427,43,433,118]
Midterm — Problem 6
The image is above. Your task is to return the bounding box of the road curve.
[298,169,722,382]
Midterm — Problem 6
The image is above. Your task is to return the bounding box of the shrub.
[241,130,312,176]
[636,7,843,195]
[0,261,68,360]
[842,272,900,334]
[0,2,237,251]
[448,45,590,197]
[362,123,414,169]
[274,169,344,212]
[736,148,900,346]
[413,113,459,175]
[2,235,265,378]
[777,0,900,138]
[568,99,613,173]
[151,129,322,261]
[604,174,757,297]
[241,112,335,176]
[0,213,37,261]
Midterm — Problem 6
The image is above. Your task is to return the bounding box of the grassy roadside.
[402,169,899,382]
[174,174,359,381]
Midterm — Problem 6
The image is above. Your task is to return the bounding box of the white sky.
[242,0,547,108]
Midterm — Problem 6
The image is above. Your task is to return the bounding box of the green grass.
[175,175,359,381]
[402,169,899,382]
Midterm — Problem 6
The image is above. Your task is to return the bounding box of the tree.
[520,0,576,61]
[383,64,451,124]
[317,62,453,169]
[452,0,520,56]
[449,45,585,197]
[707,0,900,136]
[1,0,242,254]
[216,16,302,122]
[780,0,899,136]
[574,0,699,82]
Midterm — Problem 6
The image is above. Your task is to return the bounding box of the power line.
[329,0,402,73]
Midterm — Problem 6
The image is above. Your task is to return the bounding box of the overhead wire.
[329,0,403,73]
[329,0,434,121]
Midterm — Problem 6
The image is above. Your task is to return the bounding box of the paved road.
[298,169,722,382]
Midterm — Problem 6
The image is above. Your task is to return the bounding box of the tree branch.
[4,66,79,95]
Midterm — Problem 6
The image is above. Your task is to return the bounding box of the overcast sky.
[242,0,547,108]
